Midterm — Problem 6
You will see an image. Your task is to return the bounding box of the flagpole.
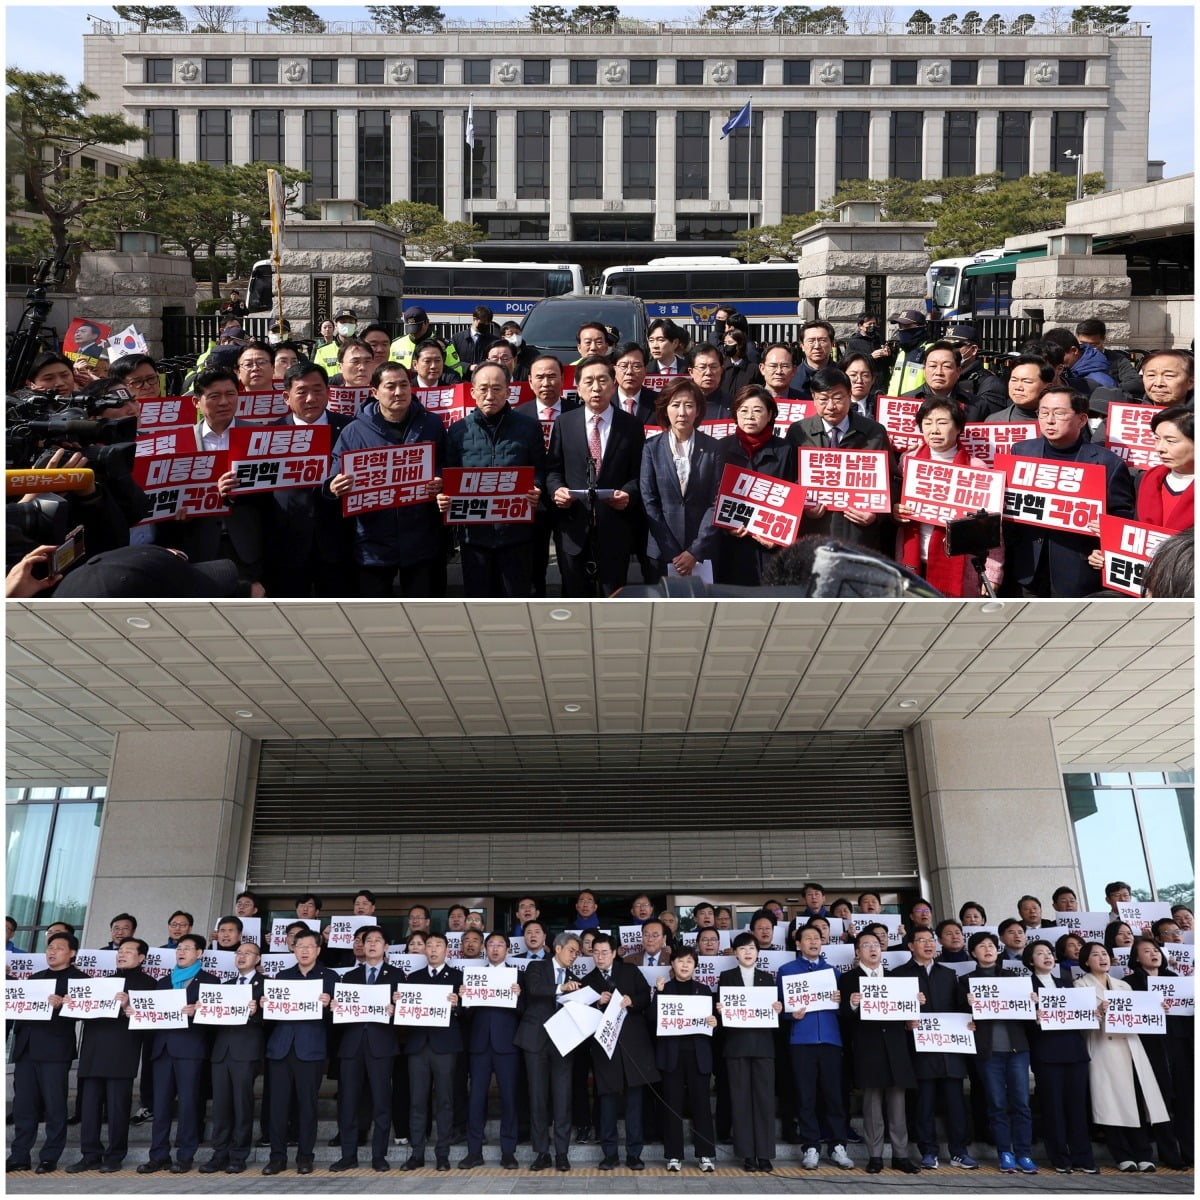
[746,112,753,233]
[467,94,474,238]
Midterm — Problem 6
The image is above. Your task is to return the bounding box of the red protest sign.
[133,446,230,523]
[643,373,680,390]
[999,455,1108,532]
[415,383,470,429]
[773,399,816,433]
[236,391,290,423]
[960,422,1038,466]
[1099,514,1173,597]
[228,424,331,494]
[442,467,536,524]
[698,419,737,440]
[341,443,436,516]
[327,386,372,418]
[138,396,198,430]
[712,465,806,548]
[1106,402,1165,471]
[901,457,1006,528]
[797,448,891,513]
[877,395,924,453]
[63,317,112,361]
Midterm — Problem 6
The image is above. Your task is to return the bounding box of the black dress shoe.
[136,1160,170,1174]
[297,1162,314,1175]
[895,1159,921,1174]
[170,1161,192,1174]
[627,1155,645,1170]
[328,1134,341,1147]
[598,1155,619,1170]
[743,1158,757,1172]
[329,1158,357,1172]
[758,1158,774,1173]
[67,1116,81,1126]
[256,1137,271,1148]
[574,1125,594,1143]
[261,1161,285,1176]
[458,1153,484,1169]
[866,1158,884,1174]
[6,1160,32,1172]
[99,1163,120,1173]
[435,1160,450,1172]
[556,1155,570,1172]
[501,1154,518,1169]
[372,1159,390,1172]
[35,1162,58,1174]
[225,1163,245,1174]
[529,1153,551,1171]
[66,1160,101,1174]
[401,1157,424,1171]
[198,1160,226,1174]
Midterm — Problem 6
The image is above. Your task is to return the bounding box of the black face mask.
[713,320,726,338]
[896,327,924,351]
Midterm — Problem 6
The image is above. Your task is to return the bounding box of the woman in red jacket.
[1137,406,1193,531]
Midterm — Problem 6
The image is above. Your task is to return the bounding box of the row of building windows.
[145,107,1085,209]
[144,56,1091,87]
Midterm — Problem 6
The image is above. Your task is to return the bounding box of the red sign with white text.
[1106,402,1166,471]
[442,467,536,524]
[798,448,891,512]
[773,399,816,433]
[138,396,198,430]
[1099,514,1173,596]
[228,424,331,494]
[877,395,924,453]
[327,386,372,418]
[712,465,806,548]
[133,444,230,523]
[236,391,290,423]
[998,455,1107,532]
[341,443,436,516]
[415,383,470,429]
[960,422,1038,466]
[901,458,1006,527]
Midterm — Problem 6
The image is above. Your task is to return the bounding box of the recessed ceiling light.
[125,617,151,630]
[233,710,254,719]
[898,699,919,709]
[549,608,572,622]
[563,703,582,714]
[981,601,1006,614]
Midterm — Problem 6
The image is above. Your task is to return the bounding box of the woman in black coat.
[715,385,798,585]
[653,946,717,1172]
[1024,940,1097,1174]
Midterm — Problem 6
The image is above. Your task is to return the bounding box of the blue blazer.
[639,430,725,564]
[403,965,463,1055]
[264,964,340,1062]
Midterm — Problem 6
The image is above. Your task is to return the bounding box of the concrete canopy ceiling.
[5,599,1193,784]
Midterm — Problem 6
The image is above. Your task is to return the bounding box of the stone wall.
[74,250,196,357]
[1011,253,1132,342]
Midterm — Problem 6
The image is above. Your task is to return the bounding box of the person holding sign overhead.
[1075,941,1169,1172]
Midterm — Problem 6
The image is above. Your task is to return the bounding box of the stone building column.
[814,109,838,204]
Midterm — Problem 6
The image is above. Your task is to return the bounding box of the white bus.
[599,257,803,341]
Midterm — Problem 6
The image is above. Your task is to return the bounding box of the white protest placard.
[882,950,913,971]
[594,990,627,1059]
[618,925,644,954]
[269,918,320,953]
[1104,990,1166,1035]
[1053,912,1110,943]
[509,936,528,956]
[332,982,392,1025]
[239,916,262,945]
[327,915,377,950]
[877,394,924,453]
[754,950,794,980]
[914,1012,976,1054]
[74,948,118,978]
[1001,959,1031,977]
[678,931,698,946]
[824,917,846,942]
[798,447,892,512]
[1117,902,1172,937]
[780,968,840,1015]
[960,421,1038,466]
[341,443,437,516]
[65,977,124,1019]
[901,455,1006,528]
[860,975,921,1020]
[694,956,736,991]
[194,984,253,1026]
[1149,975,1194,1017]
[773,922,792,949]
[386,950,428,976]
[143,947,174,981]
[545,1000,603,1056]
[968,976,1036,1020]
[718,986,779,1029]
[258,953,297,979]
[656,994,713,1037]
[821,943,857,970]
[567,955,594,980]
[638,965,672,989]
[718,930,735,952]
[5,978,57,1020]
[444,932,464,958]
[392,983,452,1027]
[937,959,978,978]
[1163,945,1194,977]
[1110,947,1132,979]
[1034,989,1097,1030]
[127,987,188,1030]
[327,384,373,418]
[1106,401,1165,470]
[201,949,238,980]
[851,914,903,946]
[5,951,47,980]
[558,985,600,1007]
[460,967,518,1009]
[260,978,324,1021]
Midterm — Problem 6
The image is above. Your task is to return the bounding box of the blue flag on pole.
[720,100,752,140]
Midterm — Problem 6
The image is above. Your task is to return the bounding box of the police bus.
[926,247,1052,321]
[599,257,803,343]
[247,258,584,331]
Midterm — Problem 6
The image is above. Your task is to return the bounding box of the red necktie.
[588,414,603,472]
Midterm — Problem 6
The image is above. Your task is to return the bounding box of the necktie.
[238,974,248,985]
[556,967,565,986]
[647,955,657,967]
[541,406,556,423]
[367,966,377,986]
[588,414,603,472]
[829,425,842,448]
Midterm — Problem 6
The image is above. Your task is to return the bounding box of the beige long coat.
[1074,972,1169,1127]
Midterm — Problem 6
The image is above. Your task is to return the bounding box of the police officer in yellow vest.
[388,306,461,377]
[314,308,360,373]
[886,309,935,395]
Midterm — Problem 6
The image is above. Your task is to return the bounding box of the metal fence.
[162,314,276,358]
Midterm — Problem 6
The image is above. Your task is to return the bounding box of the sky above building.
[5,2,1195,176]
